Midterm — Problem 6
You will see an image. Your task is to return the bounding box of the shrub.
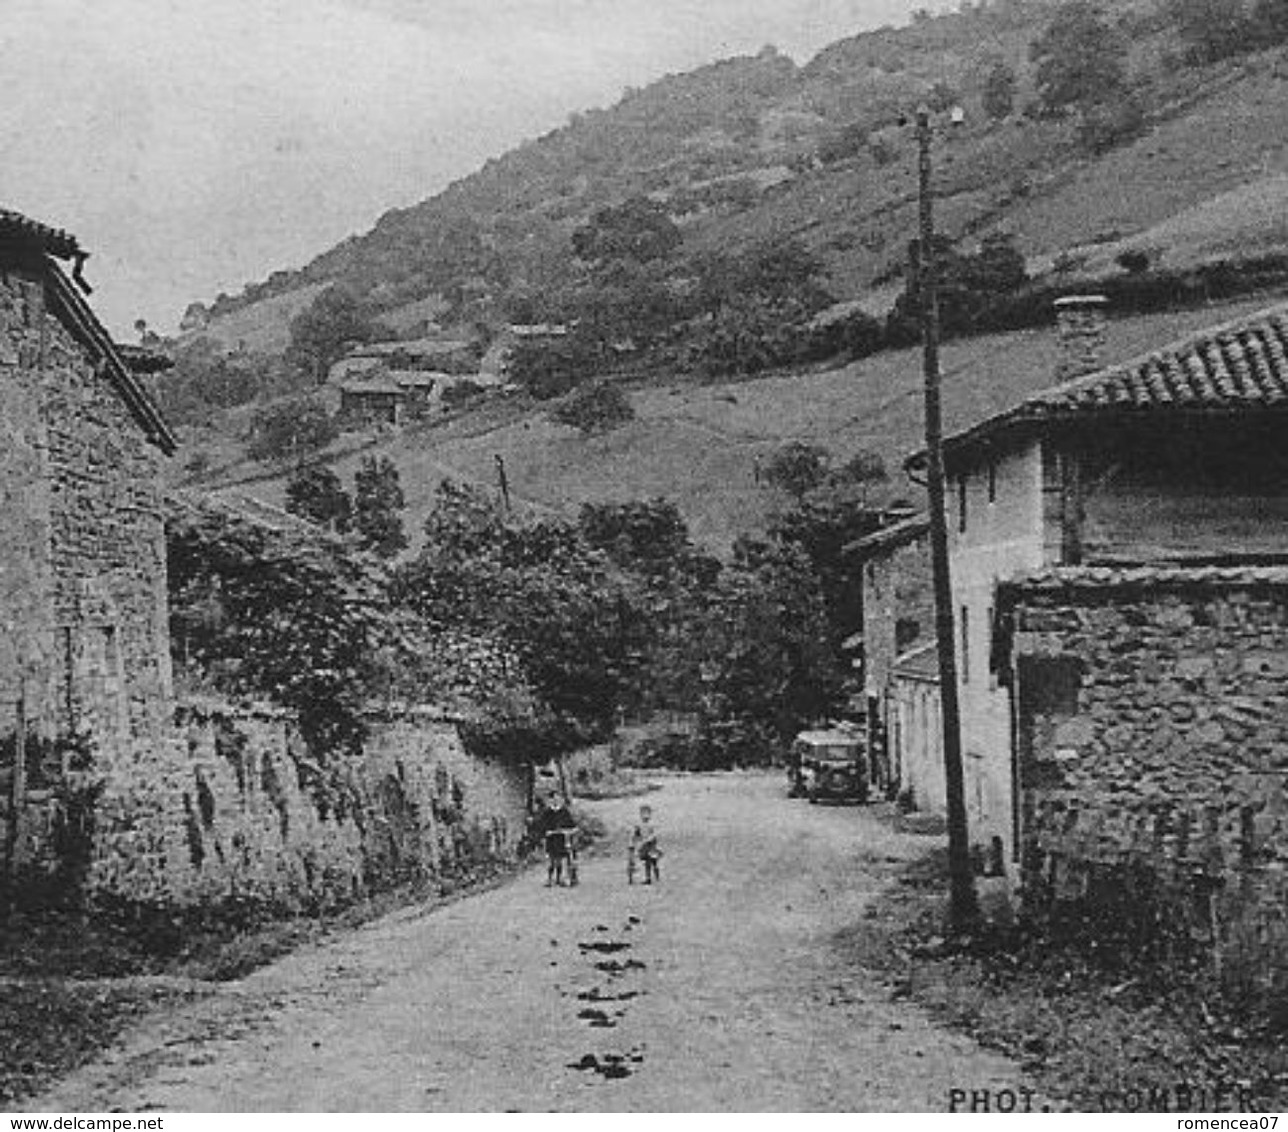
[507,340,590,400]
[1116,248,1152,274]
[551,381,635,435]
[1077,95,1147,155]
[247,397,337,464]
[982,61,1018,121]
[441,379,488,411]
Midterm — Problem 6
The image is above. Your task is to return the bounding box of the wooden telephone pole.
[915,107,978,930]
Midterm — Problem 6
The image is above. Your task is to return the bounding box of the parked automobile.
[788,729,867,803]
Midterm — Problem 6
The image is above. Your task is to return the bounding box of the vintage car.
[788,729,867,803]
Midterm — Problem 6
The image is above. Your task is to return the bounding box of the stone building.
[886,641,944,816]
[995,567,1288,992]
[0,208,178,882]
[1,210,529,909]
[848,512,932,797]
[907,296,1288,881]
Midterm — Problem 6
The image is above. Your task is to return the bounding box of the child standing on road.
[630,804,661,885]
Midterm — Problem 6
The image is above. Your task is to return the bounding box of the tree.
[692,238,831,316]
[571,258,680,353]
[968,232,1029,294]
[248,397,338,464]
[287,285,383,382]
[353,456,408,558]
[506,338,594,400]
[888,232,1029,341]
[1253,0,1288,45]
[571,196,682,264]
[1167,0,1250,62]
[982,61,1018,120]
[578,498,716,583]
[395,482,648,744]
[693,537,845,753]
[926,81,961,114]
[762,442,832,499]
[285,464,352,533]
[765,447,889,650]
[1030,2,1128,115]
[551,381,635,435]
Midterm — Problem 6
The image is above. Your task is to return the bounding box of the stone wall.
[88,698,530,910]
[1004,570,1288,994]
[0,263,172,888]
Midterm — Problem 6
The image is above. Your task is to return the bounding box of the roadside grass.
[0,981,198,1107]
[0,855,527,1107]
[838,846,1288,1113]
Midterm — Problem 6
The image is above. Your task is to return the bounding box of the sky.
[0,0,947,336]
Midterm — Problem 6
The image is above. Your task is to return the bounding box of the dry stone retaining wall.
[84,698,530,911]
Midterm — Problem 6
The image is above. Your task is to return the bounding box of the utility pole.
[915,106,978,930]
[494,453,512,513]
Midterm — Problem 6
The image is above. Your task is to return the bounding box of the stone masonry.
[88,698,528,911]
[0,258,175,883]
[1000,568,1288,995]
[1,233,529,911]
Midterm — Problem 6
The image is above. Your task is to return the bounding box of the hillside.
[169,1,1288,551]
[185,0,1265,345]
[188,290,1288,553]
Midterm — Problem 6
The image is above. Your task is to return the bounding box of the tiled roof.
[845,513,929,558]
[930,300,1288,463]
[0,207,82,261]
[0,208,175,453]
[339,376,404,396]
[996,564,1288,610]
[45,263,177,455]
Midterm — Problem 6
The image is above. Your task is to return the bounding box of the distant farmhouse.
[326,334,508,426]
[863,295,1288,985]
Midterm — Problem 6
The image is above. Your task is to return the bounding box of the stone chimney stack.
[1054,294,1108,382]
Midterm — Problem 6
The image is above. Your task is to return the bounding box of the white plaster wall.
[947,439,1047,868]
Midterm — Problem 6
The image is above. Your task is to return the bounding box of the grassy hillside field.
[190,291,1287,553]
[179,4,1288,350]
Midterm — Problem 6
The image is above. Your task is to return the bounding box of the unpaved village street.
[35,773,1036,1112]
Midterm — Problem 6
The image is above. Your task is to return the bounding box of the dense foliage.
[247,397,338,465]
[551,381,636,435]
[166,492,403,765]
[352,456,409,558]
[1029,2,1129,117]
[285,285,386,383]
[285,464,352,534]
[385,467,885,768]
[393,482,647,749]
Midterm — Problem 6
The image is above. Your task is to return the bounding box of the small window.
[986,605,996,690]
[960,605,970,684]
[987,459,997,504]
[957,475,968,534]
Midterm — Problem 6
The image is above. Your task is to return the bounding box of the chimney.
[1053,294,1108,382]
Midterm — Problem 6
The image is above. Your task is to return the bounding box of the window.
[957,475,968,533]
[987,459,997,504]
[959,604,970,684]
[986,605,996,690]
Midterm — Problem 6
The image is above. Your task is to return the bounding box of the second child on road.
[630,803,661,885]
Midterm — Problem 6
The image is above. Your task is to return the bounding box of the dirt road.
[36,773,1036,1112]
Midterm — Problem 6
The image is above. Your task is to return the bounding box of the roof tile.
[934,301,1288,463]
